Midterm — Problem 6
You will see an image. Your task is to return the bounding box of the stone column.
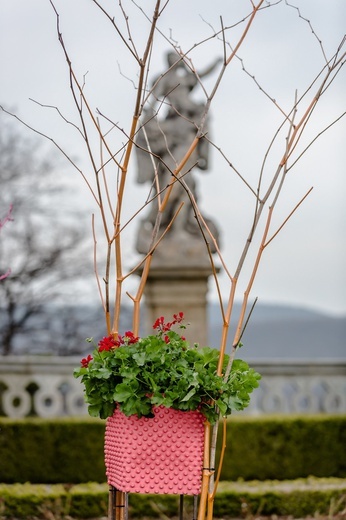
[140,236,216,347]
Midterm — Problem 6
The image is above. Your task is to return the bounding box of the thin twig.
[264,187,314,248]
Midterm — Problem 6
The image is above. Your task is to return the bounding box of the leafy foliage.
[74,313,261,424]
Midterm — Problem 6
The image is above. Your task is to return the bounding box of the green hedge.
[1,479,346,519]
[213,478,346,518]
[216,414,346,481]
[0,417,105,484]
[0,415,345,484]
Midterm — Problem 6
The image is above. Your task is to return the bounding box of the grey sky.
[1,1,345,316]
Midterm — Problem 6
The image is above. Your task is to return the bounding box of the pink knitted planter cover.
[104,406,205,495]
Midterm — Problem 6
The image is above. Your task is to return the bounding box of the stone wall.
[0,356,345,417]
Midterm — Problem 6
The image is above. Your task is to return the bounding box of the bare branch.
[0,105,99,205]
[264,187,314,248]
[285,0,329,65]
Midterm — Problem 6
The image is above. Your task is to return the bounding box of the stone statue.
[135,51,221,256]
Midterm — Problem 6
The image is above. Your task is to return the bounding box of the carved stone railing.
[244,358,346,415]
[0,356,345,417]
[0,356,87,418]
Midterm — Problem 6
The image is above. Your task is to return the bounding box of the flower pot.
[104,405,205,495]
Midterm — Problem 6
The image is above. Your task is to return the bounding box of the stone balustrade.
[0,356,87,418]
[245,358,346,415]
[0,356,345,417]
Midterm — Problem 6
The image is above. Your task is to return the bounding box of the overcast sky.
[1,0,345,316]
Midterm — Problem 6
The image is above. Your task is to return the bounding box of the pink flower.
[81,354,93,368]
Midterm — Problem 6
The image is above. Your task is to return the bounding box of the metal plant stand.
[108,487,199,520]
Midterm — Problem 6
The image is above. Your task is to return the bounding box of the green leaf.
[113,383,135,402]
[87,404,102,417]
[93,367,112,379]
[215,398,228,416]
[132,351,147,366]
[99,401,116,420]
[180,387,197,402]
[73,367,86,378]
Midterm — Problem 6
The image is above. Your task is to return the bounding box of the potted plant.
[74,312,260,494]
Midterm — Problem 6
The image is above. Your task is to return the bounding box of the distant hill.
[208,301,346,360]
[2,301,345,359]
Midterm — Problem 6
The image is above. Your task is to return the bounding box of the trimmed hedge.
[0,484,68,519]
[213,478,346,518]
[0,417,105,484]
[216,414,346,481]
[1,479,346,518]
[0,415,345,484]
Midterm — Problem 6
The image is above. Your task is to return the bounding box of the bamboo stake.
[209,419,227,503]
[197,421,212,520]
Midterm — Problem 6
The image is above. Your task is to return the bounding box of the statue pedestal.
[141,236,216,347]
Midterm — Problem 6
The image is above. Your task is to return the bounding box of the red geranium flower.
[173,312,184,324]
[98,335,121,352]
[153,316,164,330]
[153,312,185,333]
[124,331,139,344]
[163,321,173,331]
[80,354,93,368]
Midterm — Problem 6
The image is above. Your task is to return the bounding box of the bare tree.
[0,116,93,355]
[0,204,13,281]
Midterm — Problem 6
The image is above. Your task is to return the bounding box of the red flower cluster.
[98,330,139,352]
[80,354,93,368]
[80,315,184,368]
[98,335,121,352]
[153,311,184,332]
[123,330,139,344]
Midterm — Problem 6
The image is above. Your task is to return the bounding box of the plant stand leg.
[193,495,198,520]
[108,486,127,520]
[108,486,116,520]
[179,495,184,520]
[124,492,129,520]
